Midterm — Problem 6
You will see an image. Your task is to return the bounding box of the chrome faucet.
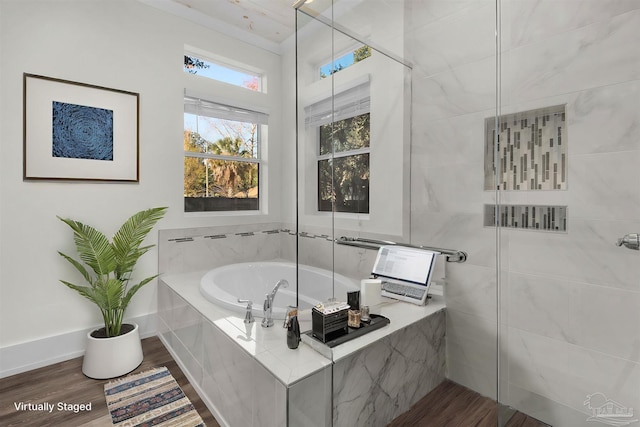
[237,299,254,324]
[262,279,289,328]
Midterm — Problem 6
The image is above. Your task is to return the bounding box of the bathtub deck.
[160,270,446,384]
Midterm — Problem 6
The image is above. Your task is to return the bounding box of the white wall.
[0,0,283,374]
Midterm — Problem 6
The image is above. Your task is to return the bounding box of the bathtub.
[200,261,359,319]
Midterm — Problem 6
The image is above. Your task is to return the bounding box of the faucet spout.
[269,279,289,299]
[262,279,289,328]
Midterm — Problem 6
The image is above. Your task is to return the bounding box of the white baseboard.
[0,313,156,379]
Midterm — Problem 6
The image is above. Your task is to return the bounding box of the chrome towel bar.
[336,236,467,263]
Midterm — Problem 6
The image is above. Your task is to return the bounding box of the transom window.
[184,54,262,92]
[319,45,372,79]
[183,97,266,212]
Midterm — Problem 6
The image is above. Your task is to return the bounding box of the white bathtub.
[200,261,359,319]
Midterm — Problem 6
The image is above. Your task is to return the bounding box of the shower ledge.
[160,270,446,386]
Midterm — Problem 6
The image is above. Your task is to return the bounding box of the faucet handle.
[237,299,254,324]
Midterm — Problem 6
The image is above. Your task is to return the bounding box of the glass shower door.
[497,2,640,426]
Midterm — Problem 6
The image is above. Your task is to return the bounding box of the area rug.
[104,366,205,427]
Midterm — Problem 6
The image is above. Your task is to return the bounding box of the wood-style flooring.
[0,336,547,427]
[0,336,220,427]
[388,380,548,427]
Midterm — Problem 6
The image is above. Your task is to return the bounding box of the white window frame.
[184,46,266,93]
[306,80,371,214]
[183,95,267,213]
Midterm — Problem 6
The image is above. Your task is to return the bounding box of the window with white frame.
[184,53,262,92]
[183,96,267,212]
[319,45,372,79]
[306,81,370,213]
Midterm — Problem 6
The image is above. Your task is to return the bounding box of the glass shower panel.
[295,5,337,306]
[498,1,640,426]
[296,0,412,309]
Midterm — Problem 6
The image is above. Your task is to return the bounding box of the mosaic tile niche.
[484,105,567,191]
[484,204,567,232]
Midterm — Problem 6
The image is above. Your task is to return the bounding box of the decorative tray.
[303,314,390,348]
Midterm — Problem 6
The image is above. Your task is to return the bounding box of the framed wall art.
[23,73,139,182]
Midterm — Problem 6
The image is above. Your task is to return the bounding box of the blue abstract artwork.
[52,101,114,161]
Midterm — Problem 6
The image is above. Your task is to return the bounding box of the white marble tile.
[406,1,496,77]
[502,0,640,51]
[414,161,486,215]
[445,310,498,399]
[202,321,253,427]
[568,151,640,222]
[158,223,285,274]
[405,0,483,33]
[170,331,203,386]
[412,55,496,122]
[570,284,640,362]
[568,80,640,155]
[412,109,488,167]
[502,10,640,104]
[506,383,593,427]
[447,357,497,400]
[407,2,496,78]
[508,273,577,343]
[508,219,640,291]
[288,367,332,427]
[410,212,497,269]
[332,311,446,427]
[508,328,640,418]
[445,264,497,320]
[252,362,287,427]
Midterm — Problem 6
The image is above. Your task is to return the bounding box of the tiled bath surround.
[406,2,640,426]
[158,225,447,426]
[332,311,445,426]
[159,223,396,284]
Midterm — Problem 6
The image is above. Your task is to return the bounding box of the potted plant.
[57,206,167,379]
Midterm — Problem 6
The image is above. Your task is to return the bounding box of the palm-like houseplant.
[58,206,167,337]
[57,207,167,378]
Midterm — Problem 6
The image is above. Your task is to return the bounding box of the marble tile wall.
[158,223,295,275]
[332,310,445,427]
[157,282,288,427]
[406,2,640,426]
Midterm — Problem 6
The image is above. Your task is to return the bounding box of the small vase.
[82,323,143,379]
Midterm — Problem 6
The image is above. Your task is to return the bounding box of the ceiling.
[140,0,302,53]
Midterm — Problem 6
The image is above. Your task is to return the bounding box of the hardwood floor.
[388,380,548,427]
[0,337,220,427]
[1,336,547,427]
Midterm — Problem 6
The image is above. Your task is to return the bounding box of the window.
[319,45,372,79]
[184,97,267,212]
[318,113,370,213]
[305,80,371,214]
[184,54,262,92]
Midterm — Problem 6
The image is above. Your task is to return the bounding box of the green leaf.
[59,280,99,305]
[58,251,93,285]
[121,275,157,311]
[57,216,116,276]
[111,207,167,278]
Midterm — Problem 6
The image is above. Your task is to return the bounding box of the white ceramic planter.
[82,323,143,379]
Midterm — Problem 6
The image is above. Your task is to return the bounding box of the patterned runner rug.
[104,366,205,427]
